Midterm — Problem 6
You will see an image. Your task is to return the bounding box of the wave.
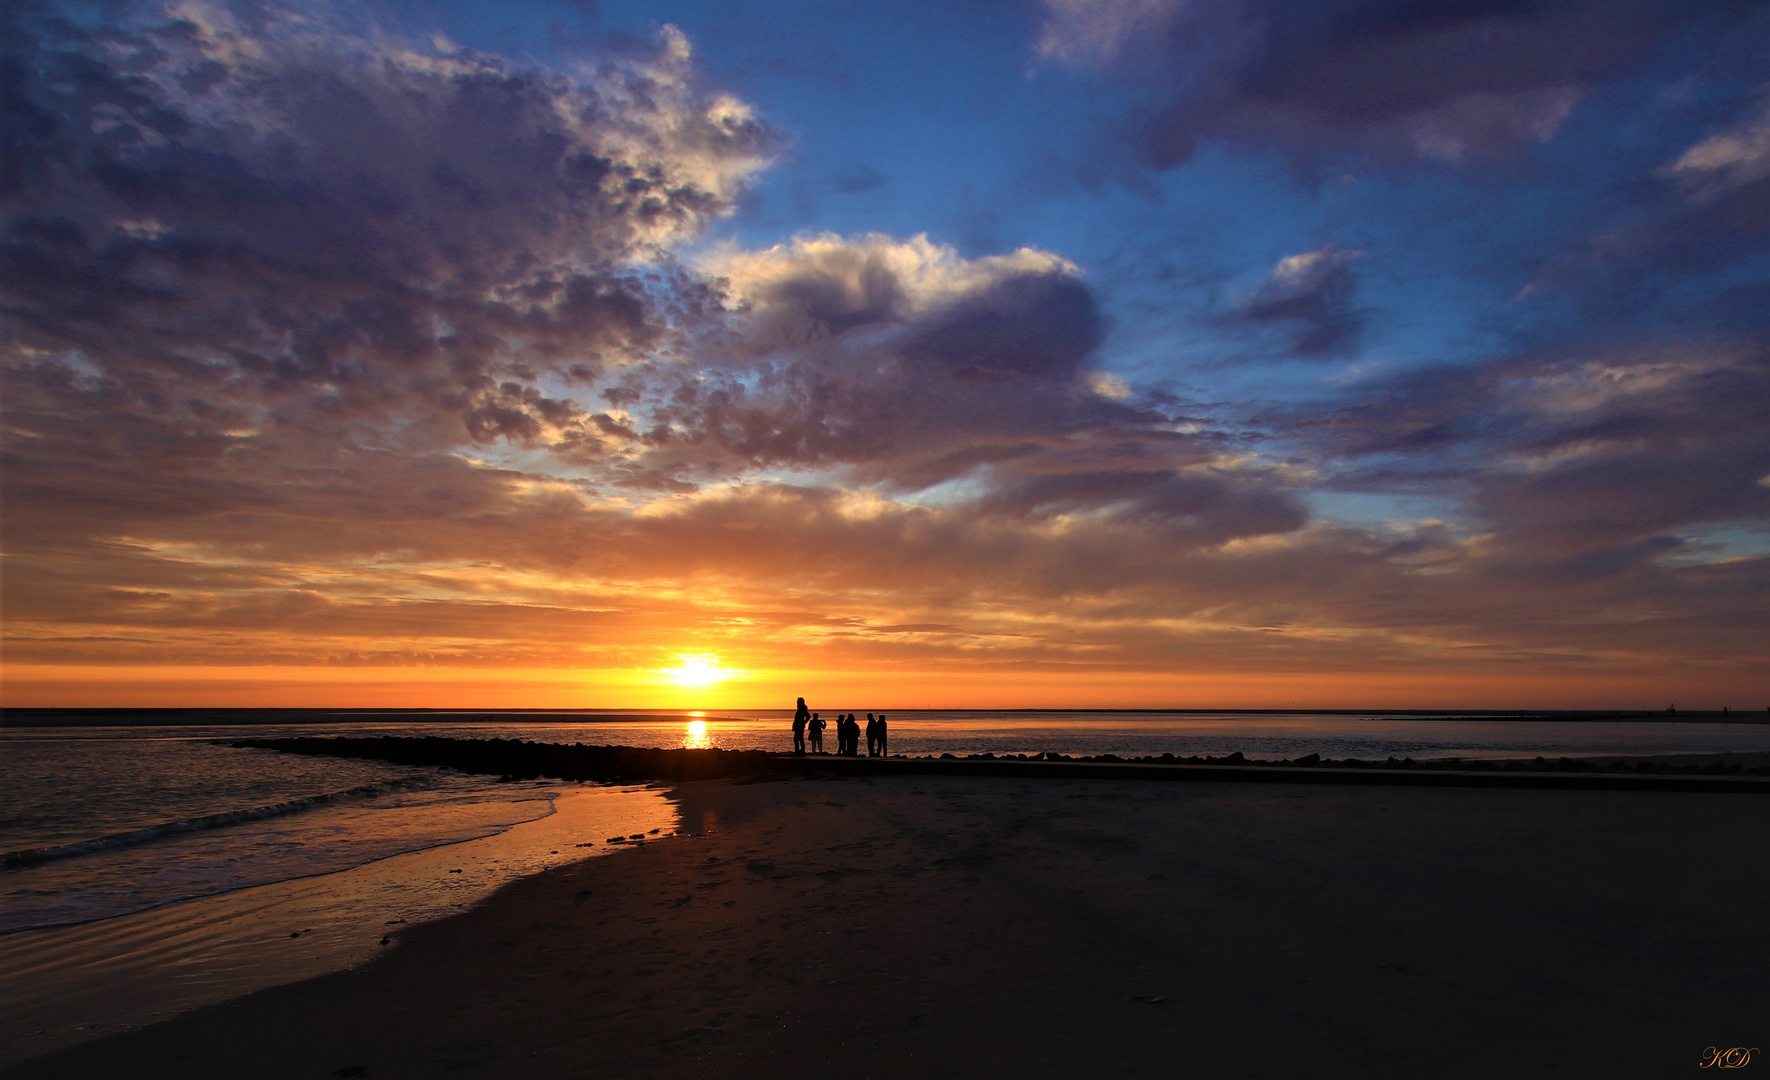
[2,777,433,870]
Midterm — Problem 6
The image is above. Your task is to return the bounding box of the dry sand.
[7,774,1766,1079]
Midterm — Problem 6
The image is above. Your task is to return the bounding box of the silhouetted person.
[840,713,854,755]
[792,697,809,755]
[810,712,825,753]
[865,713,879,756]
[877,714,888,756]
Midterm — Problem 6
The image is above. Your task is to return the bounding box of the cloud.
[2,0,1317,684]
[640,232,1306,540]
[6,1,1765,698]
[8,457,1762,688]
[1505,86,1770,337]
[1233,245,1363,356]
[702,232,1078,330]
[1033,0,1755,170]
[1662,91,1770,199]
[0,0,780,640]
[1035,0,1184,67]
[641,233,1131,483]
[2,0,773,464]
[1281,338,1770,559]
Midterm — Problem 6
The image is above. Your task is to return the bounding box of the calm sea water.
[3,710,1767,1064]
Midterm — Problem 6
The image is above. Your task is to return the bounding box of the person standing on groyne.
[865,713,879,756]
[809,712,825,753]
[792,698,810,755]
[876,714,888,756]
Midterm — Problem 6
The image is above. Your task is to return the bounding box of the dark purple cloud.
[2,0,772,464]
[1230,245,1364,356]
[2,6,1307,622]
[573,232,1296,525]
[1278,338,1770,567]
[1037,0,1766,169]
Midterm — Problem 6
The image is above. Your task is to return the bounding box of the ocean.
[4,710,1769,1064]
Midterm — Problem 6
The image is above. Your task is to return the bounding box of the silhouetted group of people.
[791,697,888,757]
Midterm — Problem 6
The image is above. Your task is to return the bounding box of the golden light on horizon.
[665,657,727,688]
[5,0,1764,724]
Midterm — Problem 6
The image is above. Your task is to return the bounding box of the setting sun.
[666,657,727,688]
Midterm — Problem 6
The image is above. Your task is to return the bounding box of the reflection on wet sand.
[0,787,677,1068]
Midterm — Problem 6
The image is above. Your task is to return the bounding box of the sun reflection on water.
[683,719,710,749]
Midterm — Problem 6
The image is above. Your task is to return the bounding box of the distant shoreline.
[3,706,1764,726]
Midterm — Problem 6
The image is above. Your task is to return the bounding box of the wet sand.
[0,786,674,1068]
[7,774,1766,1079]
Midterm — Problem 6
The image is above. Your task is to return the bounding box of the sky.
[3,0,1768,710]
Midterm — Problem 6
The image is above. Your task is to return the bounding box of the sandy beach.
[8,772,1766,1079]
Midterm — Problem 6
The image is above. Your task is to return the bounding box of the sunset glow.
[667,659,728,689]
[2,0,1766,711]
[6,9,1766,1080]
